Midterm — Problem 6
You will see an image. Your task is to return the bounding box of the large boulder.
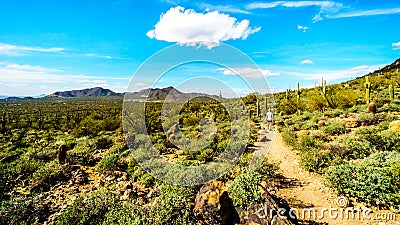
[193,181,296,225]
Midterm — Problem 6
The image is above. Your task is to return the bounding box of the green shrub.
[96,154,120,173]
[281,130,297,147]
[139,173,155,187]
[278,99,298,115]
[56,189,119,225]
[68,139,95,165]
[321,121,345,135]
[298,147,339,173]
[30,162,71,192]
[0,194,48,225]
[228,171,261,207]
[325,151,400,209]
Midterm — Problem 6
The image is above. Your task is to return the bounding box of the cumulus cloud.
[221,67,280,78]
[393,42,400,50]
[301,59,313,64]
[297,25,309,32]
[146,6,261,48]
[0,42,64,56]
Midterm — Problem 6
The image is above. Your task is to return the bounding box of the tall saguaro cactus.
[296,82,302,102]
[285,88,290,100]
[364,76,372,104]
[321,78,327,96]
[264,97,268,115]
[389,84,395,100]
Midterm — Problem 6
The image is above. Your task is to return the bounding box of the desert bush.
[332,135,373,160]
[255,158,279,178]
[378,130,400,152]
[325,151,400,209]
[323,109,343,118]
[96,154,120,173]
[228,170,261,207]
[0,194,48,225]
[68,140,95,166]
[321,120,346,135]
[305,91,327,111]
[334,89,359,109]
[30,162,71,192]
[56,189,119,225]
[278,99,299,115]
[281,130,297,147]
[298,147,339,173]
[94,137,113,149]
[153,185,195,224]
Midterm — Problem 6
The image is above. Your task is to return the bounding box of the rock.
[70,169,88,185]
[259,135,269,142]
[193,181,229,224]
[389,120,400,132]
[236,190,296,225]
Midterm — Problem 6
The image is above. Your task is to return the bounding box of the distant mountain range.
[1,86,218,101]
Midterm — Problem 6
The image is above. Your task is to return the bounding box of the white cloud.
[245,1,342,23]
[199,3,252,14]
[0,62,130,95]
[327,7,400,19]
[312,13,323,22]
[221,67,280,78]
[82,53,132,60]
[146,6,261,48]
[287,64,383,81]
[0,42,64,56]
[245,1,341,10]
[297,25,309,32]
[392,42,400,50]
[301,59,313,64]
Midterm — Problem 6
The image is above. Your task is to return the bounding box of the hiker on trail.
[266,108,273,131]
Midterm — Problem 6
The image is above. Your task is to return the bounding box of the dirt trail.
[260,130,399,225]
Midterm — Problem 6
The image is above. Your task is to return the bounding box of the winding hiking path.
[258,129,399,225]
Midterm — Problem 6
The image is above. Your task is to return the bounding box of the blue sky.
[0,0,399,96]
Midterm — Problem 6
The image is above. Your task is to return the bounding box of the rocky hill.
[46,87,122,98]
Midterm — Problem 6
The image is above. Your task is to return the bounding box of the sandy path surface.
[256,129,399,225]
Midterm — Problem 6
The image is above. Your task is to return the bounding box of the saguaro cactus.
[296,82,302,102]
[285,89,290,100]
[264,97,268,115]
[389,84,395,100]
[256,99,260,118]
[364,76,372,104]
[321,78,327,96]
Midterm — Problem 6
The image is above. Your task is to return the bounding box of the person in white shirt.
[266,108,273,131]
